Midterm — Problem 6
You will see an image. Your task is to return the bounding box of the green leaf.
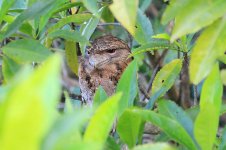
[0,0,15,25]
[48,13,92,33]
[104,136,120,150]
[65,41,79,76]
[42,110,92,150]
[218,55,226,64]
[116,61,138,115]
[47,30,88,43]
[152,33,170,40]
[79,8,103,55]
[93,86,108,107]
[133,143,175,150]
[1,0,61,40]
[117,109,144,148]
[189,17,226,84]
[101,7,114,23]
[2,56,21,82]
[0,54,62,150]
[126,108,198,150]
[109,0,138,35]
[133,9,153,45]
[194,64,223,150]
[221,69,226,86]
[146,59,182,109]
[158,100,197,145]
[84,93,122,149]
[164,0,226,41]
[219,126,226,150]
[2,39,52,63]
[82,0,100,17]
[129,39,173,57]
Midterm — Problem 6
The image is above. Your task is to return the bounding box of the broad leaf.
[190,17,226,84]
[146,59,182,109]
[139,0,152,12]
[93,86,108,107]
[158,100,197,145]
[47,30,88,43]
[82,0,99,17]
[164,0,226,41]
[221,69,226,86]
[79,7,103,55]
[116,61,138,115]
[0,54,62,150]
[126,108,198,150]
[1,0,62,40]
[48,13,92,33]
[84,93,122,149]
[65,41,79,76]
[42,110,92,150]
[2,56,21,82]
[0,0,15,25]
[109,0,138,35]
[133,9,153,45]
[117,110,144,148]
[2,39,52,63]
[194,64,223,150]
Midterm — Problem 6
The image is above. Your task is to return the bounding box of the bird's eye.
[87,51,90,55]
[107,49,116,53]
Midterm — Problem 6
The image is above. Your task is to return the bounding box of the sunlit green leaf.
[84,93,122,149]
[163,0,226,41]
[0,54,62,150]
[190,17,226,84]
[146,59,182,109]
[65,41,79,76]
[0,0,15,25]
[116,61,138,115]
[2,39,52,63]
[194,64,223,150]
[109,0,138,35]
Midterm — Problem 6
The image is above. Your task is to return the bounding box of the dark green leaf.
[219,126,226,150]
[0,0,15,24]
[82,0,100,17]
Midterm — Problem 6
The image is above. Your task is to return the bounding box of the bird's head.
[85,35,132,69]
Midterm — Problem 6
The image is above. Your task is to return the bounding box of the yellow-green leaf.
[109,0,138,35]
[194,64,223,150]
[189,17,226,84]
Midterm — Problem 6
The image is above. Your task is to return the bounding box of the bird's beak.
[89,55,109,69]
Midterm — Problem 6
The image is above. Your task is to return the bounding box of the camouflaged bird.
[78,35,132,105]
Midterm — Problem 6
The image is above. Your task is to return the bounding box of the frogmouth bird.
[78,35,132,105]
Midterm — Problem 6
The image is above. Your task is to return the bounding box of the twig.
[193,85,198,106]
[97,22,121,26]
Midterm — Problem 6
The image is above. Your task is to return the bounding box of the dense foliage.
[0,0,226,150]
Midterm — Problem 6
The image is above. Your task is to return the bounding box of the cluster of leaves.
[0,0,226,150]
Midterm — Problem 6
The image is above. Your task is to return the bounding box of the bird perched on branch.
[78,35,133,105]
